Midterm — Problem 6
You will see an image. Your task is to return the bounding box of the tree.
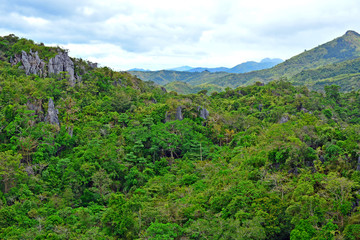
[0,151,24,193]
[325,85,340,101]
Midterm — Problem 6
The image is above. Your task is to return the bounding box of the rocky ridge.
[10,49,97,86]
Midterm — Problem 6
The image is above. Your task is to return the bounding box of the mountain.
[291,57,360,91]
[213,30,360,87]
[160,58,283,73]
[131,69,229,86]
[130,31,360,91]
[127,67,151,71]
[167,66,193,71]
[3,34,360,239]
[227,58,283,73]
[188,66,229,72]
[164,81,224,94]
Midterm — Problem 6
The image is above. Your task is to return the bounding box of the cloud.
[1,0,360,70]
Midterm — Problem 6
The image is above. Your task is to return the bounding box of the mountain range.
[128,58,283,74]
[131,30,360,93]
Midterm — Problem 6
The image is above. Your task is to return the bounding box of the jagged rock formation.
[27,100,44,121]
[176,106,183,120]
[198,106,209,120]
[45,98,60,126]
[48,51,76,86]
[10,50,46,76]
[10,49,97,87]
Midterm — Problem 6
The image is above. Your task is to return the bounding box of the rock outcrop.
[176,106,183,121]
[10,50,46,76]
[279,115,290,124]
[48,51,76,86]
[198,106,209,120]
[45,98,60,126]
[356,156,360,171]
[10,49,97,87]
[27,100,45,121]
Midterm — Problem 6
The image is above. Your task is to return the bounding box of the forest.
[1,35,360,239]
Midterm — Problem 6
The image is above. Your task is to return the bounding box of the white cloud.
[1,0,360,70]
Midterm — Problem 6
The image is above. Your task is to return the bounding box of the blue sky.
[1,0,359,70]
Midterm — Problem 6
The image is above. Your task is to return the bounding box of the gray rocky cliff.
[45,98,60,126]
[27,100,45,121]
[10,50,46,77]
[10,49,97,87]
[176,106,183,121]
[48,51,76,86]
[198,106,209,120]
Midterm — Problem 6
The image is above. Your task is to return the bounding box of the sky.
[0,0,359,71]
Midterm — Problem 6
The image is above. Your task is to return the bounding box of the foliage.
[1,34,360,239]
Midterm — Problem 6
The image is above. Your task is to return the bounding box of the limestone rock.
[45,98,60,126]
[198,106,209,120]
[279,115,290,124]
[176,106,183,121]
[48,51,76,86]
[356,156,360,171]
[10,50,46,77]
[27,100,44,121]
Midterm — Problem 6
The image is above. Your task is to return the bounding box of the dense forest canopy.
[1,34,360,239]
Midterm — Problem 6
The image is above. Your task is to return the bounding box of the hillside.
[214,30,360,88]
[130,30,360,91]
[163,81,224,94]
[290,57,360,91]
[2,34,360,239]
[130,69,229,85]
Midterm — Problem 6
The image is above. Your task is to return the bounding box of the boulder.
[279,115,290,124]
[45,98,60,126]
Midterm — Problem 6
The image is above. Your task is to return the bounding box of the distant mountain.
[183,58,283,73]
[227,58,283,73]
[213,30,360,88]
[130,70,229,86]
[130,58,283,84]
[127,68,150,72]
[130,30,360,92]
[167,66,193,71]
[188,67,228,73]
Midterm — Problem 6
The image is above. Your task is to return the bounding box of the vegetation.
[1,34,360,239]
[132,31,360,92]
[164,81,223,94]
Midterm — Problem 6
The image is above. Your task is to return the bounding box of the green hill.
[164,81,223,94]
[131,30,360,91]
[290,57,360,91]
[2,34,360,239]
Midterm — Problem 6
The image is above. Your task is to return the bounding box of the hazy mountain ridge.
[214,30,360,88]
[130,30,360,92]
[129,58,283,74]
